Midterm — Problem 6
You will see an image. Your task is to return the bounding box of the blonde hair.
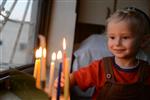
[106,7,150,35]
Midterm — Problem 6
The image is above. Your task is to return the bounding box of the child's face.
[107,21,141,59]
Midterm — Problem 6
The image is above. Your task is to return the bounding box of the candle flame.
[39,47,42,52]
[51,52,56,61]
[35,47,42,58]
[63,38,66,50]
[57,50,62,60]
[43,48,46,58]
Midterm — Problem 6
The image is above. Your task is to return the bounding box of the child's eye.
[109,36,115,39]
[123,36,129,39]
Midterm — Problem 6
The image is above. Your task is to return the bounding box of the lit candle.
[56,50,62,100]
[62,38,70,99]
[33,49,39,78]
[35,47,42,89]
[49,52,56,97]
[62,38,67,73]
[39,35,47,89]
[64,58,70,100]
[41,48,46,89]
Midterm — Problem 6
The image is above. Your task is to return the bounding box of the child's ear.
[140,34,150,50]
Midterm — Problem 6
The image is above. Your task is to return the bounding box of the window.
[0,0,40,72]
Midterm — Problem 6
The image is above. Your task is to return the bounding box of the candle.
[49,52,56,97]
[64,58,70,100]
[39,34,47,89]
[33,49,41,78]
[35,47,42,89]
[41,48,46,88]
[56,50,62,100]
[62,38,70,99]
[62,38,67,73]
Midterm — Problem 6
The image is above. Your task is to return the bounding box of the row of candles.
[33,35,70,100]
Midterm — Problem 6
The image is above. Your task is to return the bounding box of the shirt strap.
[102,57,115,83]
[138,61,149,83]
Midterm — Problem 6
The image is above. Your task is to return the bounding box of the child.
[55,7,150,100]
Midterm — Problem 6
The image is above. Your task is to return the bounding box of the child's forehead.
[107,21,140,36]
[107,19,140,34]
[107,20,133,31]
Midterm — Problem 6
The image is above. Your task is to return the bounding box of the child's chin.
[113,54,126,58]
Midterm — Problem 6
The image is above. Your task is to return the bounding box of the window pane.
[0,0,39,71]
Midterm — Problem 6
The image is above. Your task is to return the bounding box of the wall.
[117,0,150,15]
[47,0,77,66]
[78,0,150,25]
[78,0,113,25]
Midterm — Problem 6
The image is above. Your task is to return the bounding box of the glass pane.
[0,0,39,71]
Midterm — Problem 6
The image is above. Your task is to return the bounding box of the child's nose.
[115,38,122,46]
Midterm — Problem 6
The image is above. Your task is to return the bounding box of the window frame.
[0,0,52,77]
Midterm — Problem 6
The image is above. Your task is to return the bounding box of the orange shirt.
[74,58,150,99]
